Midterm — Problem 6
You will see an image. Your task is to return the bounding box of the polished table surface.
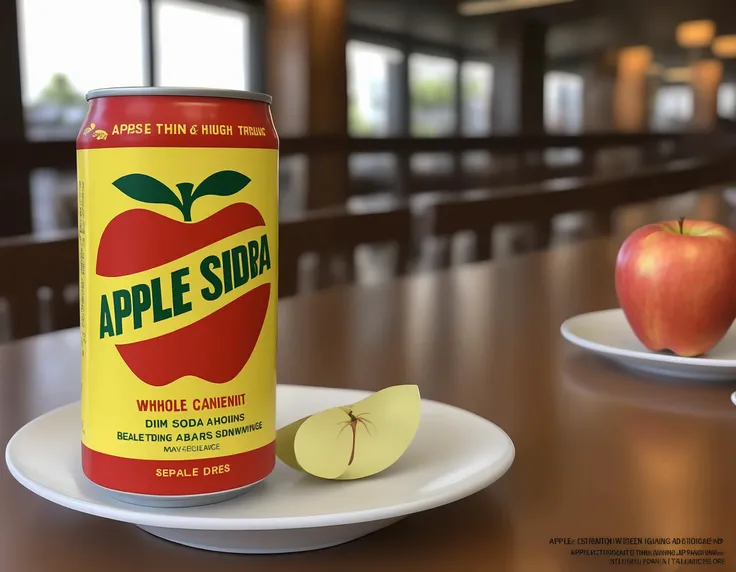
[2,237,736,572]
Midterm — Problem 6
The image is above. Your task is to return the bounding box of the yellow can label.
[78,147,277,495]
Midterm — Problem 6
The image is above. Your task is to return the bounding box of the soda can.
[76,87,278,507]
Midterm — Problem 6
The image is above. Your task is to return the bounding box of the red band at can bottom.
[82,441,275,496]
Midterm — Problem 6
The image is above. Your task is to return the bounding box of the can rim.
[85,87,273,104]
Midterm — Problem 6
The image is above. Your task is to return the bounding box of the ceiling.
[347,0,736,69]
[347,0,497,53]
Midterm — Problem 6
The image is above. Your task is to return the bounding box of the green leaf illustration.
[191,170,251,202]
[112,174,184,211]
[111,170,251,222]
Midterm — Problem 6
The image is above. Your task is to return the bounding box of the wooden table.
[2,237,736,572]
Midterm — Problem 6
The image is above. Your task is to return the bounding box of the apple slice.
[276,385,421,480]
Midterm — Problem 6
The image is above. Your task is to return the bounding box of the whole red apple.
[615,217,736,357]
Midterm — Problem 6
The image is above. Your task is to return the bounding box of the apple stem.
[176,182,195,222]
[348,422,356,466]
[678,217,685,234]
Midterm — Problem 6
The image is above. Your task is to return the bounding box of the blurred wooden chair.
[3,153,728,338]
[425,155,728,267]
[0,206,415,339]
[0,230,79,339]
[424,178,581,266]
[279,205,413,297]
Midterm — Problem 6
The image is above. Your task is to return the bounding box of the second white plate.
[561,309,736,382]
[6,385,515,554]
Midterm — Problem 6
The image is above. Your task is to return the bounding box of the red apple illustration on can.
[96,170,272,387]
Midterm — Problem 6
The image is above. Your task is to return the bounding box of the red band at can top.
[77,87,279,151]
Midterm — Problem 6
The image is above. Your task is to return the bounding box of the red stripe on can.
[77,95,279,150]
[82,441,275,496]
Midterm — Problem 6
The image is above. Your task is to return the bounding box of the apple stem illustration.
[336,409,376,466]
[176,183,195,222]
[111,170,252,223]
[678,217,685,234]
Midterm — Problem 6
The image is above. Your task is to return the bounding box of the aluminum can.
[76,87,278,507]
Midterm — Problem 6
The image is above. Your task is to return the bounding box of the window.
[347,41,404,136]
[651,86,693,131]
[461,61,493,135]
[409,53,458,137]
[17,0,147,140]
[545,72,583,134]
[154,0,250,89]
[718,83,736,120]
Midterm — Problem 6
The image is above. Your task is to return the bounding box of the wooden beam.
[0,0,32,236]
[491,19,547,134]
[0,132,716,174]
[267,0,349,209]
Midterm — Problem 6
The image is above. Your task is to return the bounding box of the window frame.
[17,0,151,141]
[347,24,493,137]
[346,38,408,137]
[16,0,262,142]
[459,59,494,136]
[408,50,461,137]
[149,0,260,90]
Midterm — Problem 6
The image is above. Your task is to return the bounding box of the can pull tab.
[731,392,736,407]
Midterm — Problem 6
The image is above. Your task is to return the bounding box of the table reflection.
[561,352,736,419]
[560,350,736,543]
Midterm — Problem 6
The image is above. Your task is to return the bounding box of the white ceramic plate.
[561,308,736,382]
[5,385,514,554]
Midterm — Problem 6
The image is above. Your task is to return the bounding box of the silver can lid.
[85,86,272,104]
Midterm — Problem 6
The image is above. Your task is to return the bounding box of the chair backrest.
[0,230,79,340]
[426,155,733,265]
[0,207,414,339]
[279,205,413,297]
[3,154,732,338]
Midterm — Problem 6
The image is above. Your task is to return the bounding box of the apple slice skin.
[615,220,736,357]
